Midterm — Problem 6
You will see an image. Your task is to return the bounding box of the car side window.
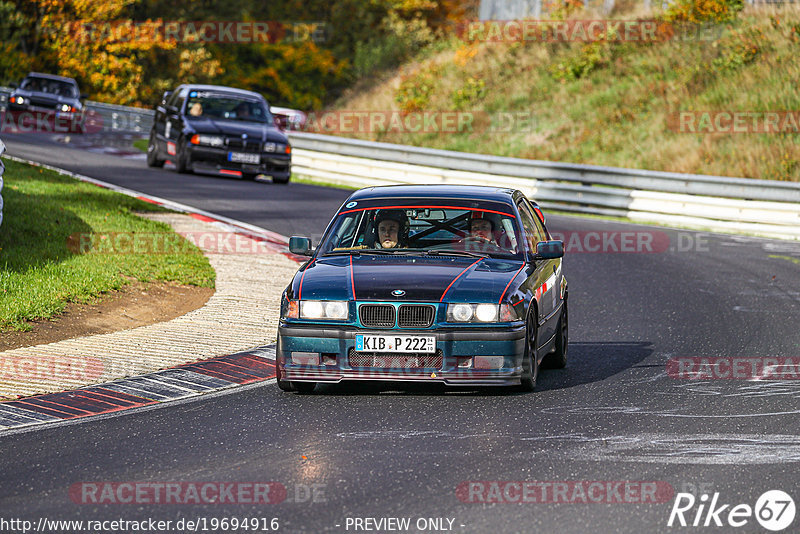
[517,202,546,253]
[167,88,187,112]
[175,88,189,113]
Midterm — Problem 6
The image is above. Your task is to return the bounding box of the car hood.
[187,118,286,142]
[294,255,524,303]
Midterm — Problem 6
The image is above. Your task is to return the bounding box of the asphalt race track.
[2,132,800,533]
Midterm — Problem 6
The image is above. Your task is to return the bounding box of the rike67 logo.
[668,490,795,531]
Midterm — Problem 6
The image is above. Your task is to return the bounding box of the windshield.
[184,91,273,124]
[317,204,524,259]
[20,77,76,98]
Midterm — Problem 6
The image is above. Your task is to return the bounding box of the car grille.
[225,138,261,152]
[359,304,396,328]
[29,98,59,110]
[348,348,443,369]
[398,305,435,328]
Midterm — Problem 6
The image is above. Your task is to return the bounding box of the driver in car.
[374,209,409,249]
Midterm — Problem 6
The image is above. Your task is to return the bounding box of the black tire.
[243,173,260,181]
[146,132,164,168]
[275,355,316,393]
[277,377,296,392]
[272,175,290,184]
[175,137,190,174]
[293,382,316,394]
[519,314,539,392]
[542,300,568,369]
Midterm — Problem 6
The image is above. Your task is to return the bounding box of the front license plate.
[228,152,260,164]
[355,334,435,353]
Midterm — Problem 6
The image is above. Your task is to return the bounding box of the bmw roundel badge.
[345,201,358,208]
[392,289,405,297]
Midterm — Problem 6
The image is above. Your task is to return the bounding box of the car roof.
[347,185,526,205]
[24,72,78,84]
[179,84,264,100]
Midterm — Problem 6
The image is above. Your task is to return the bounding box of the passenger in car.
[469,216,496,244]
[189,102,203,117]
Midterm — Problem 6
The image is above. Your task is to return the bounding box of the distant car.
[270,106,307,131]
[147,84,291,183]
[8,72,84,116]
[277,185,568,393]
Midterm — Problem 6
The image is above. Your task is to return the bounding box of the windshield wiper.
[324,249,405,256]
[425,250,488,258]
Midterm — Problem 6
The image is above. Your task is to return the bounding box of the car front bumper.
[187,145,291,178]
[277,323,527,386]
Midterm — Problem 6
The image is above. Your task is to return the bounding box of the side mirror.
[534,240,563,260]
[160,90,173,106]
[289,236,313,256]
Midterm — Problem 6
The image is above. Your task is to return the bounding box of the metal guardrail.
[287,132,800,240]
[86,100,154,134]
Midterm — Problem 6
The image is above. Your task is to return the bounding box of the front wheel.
[519,315,539,392]
[175,137,191,174]
[276,357,316,393]
[146,132,164,168]
[272,175,290,184]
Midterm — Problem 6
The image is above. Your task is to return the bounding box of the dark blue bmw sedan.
[277,185,567,392]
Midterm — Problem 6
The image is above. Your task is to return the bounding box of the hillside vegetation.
[331,2,800,180]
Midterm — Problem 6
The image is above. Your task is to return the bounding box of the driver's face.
[470,219,493,240]
[378,220,400,248]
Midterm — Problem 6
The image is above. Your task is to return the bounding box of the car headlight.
[263,142,287,153]
[60,104,71,112]
[475,303,498,322]
[190,134,224,147]
[300,300,348,320]
[14,96,24,105]
[447,303,518,323]
[449,304,473,322]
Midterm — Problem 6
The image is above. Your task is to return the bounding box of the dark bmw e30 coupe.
[277,185,568,393]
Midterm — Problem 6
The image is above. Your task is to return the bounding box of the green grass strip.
[0,159,215,331]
